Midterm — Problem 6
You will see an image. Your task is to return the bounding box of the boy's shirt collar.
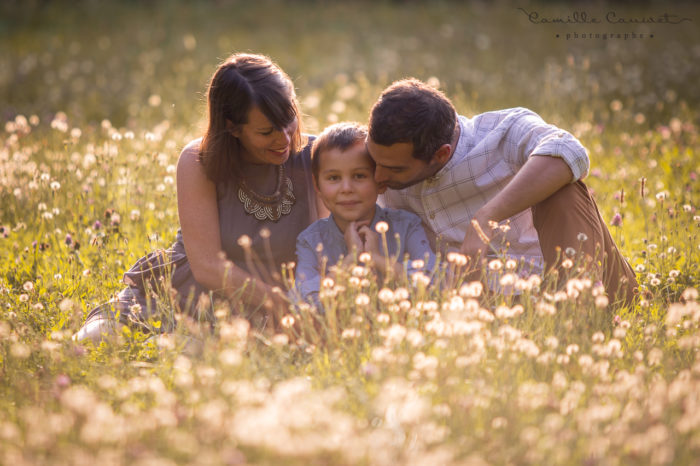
[328,204,386,239]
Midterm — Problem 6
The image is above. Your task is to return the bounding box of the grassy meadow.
[1,0,699,464]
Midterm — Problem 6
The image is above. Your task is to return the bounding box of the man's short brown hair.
[368,78,456,162]
[311,122,372,179]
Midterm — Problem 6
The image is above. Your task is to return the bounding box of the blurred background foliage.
[1,0,699,133]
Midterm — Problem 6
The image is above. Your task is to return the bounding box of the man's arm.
[460,155,572,258]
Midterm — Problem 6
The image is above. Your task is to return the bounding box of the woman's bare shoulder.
[179,137,203,163]
[177,138,209,183]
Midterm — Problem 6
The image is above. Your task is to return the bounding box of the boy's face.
[315,141,379,232]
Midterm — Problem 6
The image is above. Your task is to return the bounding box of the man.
[366,78,637,305]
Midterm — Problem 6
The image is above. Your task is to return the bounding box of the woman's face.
[233,106,297,165]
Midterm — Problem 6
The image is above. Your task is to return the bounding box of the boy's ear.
[312,174,321,192]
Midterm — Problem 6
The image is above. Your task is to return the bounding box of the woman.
[75,53,325,342]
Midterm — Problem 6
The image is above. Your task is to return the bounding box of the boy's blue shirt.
[294,204,436,308]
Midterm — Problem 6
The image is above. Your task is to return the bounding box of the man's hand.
[460,218,491,261]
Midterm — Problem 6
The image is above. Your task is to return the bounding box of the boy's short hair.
[311,122,372,179]
[369,78,456,162]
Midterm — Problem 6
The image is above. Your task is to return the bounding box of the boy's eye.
[354,173,367,179]
[327,175,339,181]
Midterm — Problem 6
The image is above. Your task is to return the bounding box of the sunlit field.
[1,1,699,464]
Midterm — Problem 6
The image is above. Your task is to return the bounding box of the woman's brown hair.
[199,53,304,183]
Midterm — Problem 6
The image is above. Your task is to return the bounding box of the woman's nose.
[277,127,292,145]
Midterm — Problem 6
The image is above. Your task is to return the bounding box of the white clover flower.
[592,331,605,343]
[459,281,483,298]
[341,328,361,340]
[22,281,34,292]
[499,273,516,287]
[488,260,503,271]
[355,293,371,306]
[681,288,698,301]
[394,288,409,300]
[50,181,61,190]
[237,235,252,248]
[411,271,431,287]
[321,277,335,288]
[595,295,609,309]
[358,252,371,263]
[375,221,389,233]
[577,232,588,242]
[378,288,395,304]
[280,315,295,328]
[376,313,390,324]
[561,259,574,269]
[411,259,425,269]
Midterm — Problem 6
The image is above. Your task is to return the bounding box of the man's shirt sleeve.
[495,107,590,182]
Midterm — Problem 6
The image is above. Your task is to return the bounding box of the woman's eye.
[259,131,273,136]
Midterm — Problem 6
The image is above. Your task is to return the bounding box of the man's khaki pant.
[531,180,638,307]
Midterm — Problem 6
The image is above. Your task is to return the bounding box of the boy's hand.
[358,224,381,256]
[344,221,365,251]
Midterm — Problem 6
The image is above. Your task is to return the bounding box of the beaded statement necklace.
[238,164,295,222]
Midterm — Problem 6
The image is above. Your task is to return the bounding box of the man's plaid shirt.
[379,108,590,275]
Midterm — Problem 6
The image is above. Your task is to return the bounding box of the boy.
[294,122,436,307]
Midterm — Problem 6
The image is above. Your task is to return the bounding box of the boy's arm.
[403,216,437,275]
[294,234,323,307]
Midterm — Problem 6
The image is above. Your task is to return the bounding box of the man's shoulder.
[468,107,540,125]
[378,205,422,226]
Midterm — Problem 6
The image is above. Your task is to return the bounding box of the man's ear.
[226,119,240,137]
[431,143,452,165]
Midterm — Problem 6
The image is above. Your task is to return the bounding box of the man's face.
[366,139,441,191]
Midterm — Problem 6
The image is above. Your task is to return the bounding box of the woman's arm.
[176,143,284,310]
